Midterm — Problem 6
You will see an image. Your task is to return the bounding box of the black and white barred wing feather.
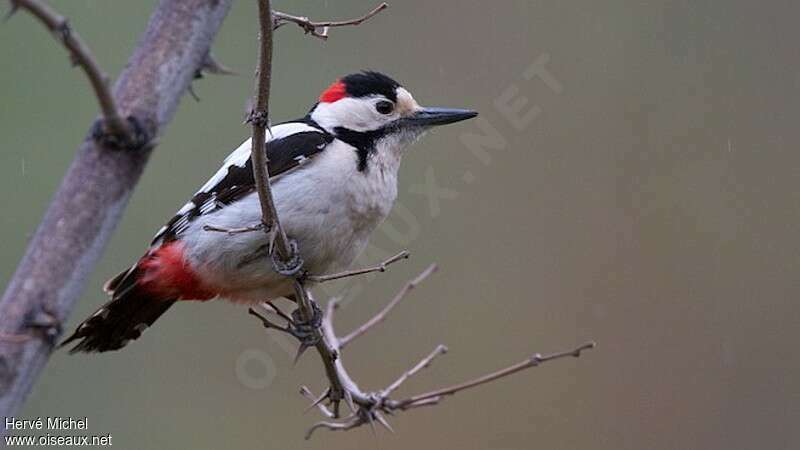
[152,121,334,245]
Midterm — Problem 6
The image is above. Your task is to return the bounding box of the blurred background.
[2,0,799,449]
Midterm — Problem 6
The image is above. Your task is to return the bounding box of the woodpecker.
[61,71,477,353]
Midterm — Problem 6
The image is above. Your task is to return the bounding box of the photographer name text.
[6,416,89,431]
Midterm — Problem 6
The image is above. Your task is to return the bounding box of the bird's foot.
[271,238,304,277]
[249,299,321,349]
[288,299,323,347]
[250,298,322,365]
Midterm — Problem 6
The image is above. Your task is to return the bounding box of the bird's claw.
[271,238,304,276]
[287,300,323,347]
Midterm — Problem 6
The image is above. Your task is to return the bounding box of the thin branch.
[273,3,388,40]
[249,0,290,258]
[393,341,597,409]
[248,0,385,412]
[339,263,438,348]
[248,306,290,333]
[305,250,410,283]
[202,223,264,235]
[305,414,362,439]
[250,7,337,398]
[11,0,130,139]
[383,345,448,396]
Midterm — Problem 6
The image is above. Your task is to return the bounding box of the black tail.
[60,266,175,353]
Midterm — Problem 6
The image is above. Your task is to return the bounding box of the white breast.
[180,139,401,303]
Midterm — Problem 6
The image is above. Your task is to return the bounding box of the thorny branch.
[244,0,595,439]
[10,0,132,144]
[300,278,596,439]
[247,0,388,412]
[248,0,286,257]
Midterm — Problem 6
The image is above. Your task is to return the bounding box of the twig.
[305,250,410,283]
[383,345,448,396]
[305,414,362,439]
[392,341,597,410]
[248,307,290,333]
[11,0,130,140]
[339,263,438,348]
[202,223,264,235]
[273,3,388,40]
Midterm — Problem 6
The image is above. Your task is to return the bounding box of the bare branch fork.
[244,0,595,439]
[276,266,595,439]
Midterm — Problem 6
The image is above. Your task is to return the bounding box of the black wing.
[151,121,333,245]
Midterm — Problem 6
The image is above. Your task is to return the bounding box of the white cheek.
[312,96,396,132]
[345,110,374,130]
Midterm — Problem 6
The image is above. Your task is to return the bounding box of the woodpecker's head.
[309,71,477,166]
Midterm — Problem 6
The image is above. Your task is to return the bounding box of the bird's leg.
[255,295,322,348]
[287,298,323,347]
[271,237,304,277]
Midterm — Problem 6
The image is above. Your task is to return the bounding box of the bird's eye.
[375,100,394,115]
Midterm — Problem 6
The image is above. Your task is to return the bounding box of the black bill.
[400,107,478,128]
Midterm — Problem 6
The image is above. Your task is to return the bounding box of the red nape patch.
[319,80,347,103]
[139,242,215,301]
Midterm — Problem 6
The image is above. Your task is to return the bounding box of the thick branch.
[11,0,130,140]
[0,0,233,419]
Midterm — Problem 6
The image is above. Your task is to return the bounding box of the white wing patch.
[199,194,218,214]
